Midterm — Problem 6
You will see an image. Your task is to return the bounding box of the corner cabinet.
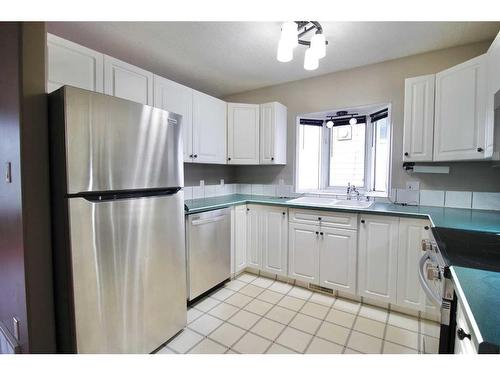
[261,206,288,276]
[260,102,287,164]
[403,74,435,161]
[358,215,399,304]
[47,33,104,93]
[192,90,227,164]
[433,54,487,161]
[153,75,194,162]
[485,30,500,160]
[227,103,260,164]
[103,55,154,105]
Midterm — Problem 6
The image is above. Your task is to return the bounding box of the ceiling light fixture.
[276,21,328,71]
[324,111,361,128]
[349,116,357,125]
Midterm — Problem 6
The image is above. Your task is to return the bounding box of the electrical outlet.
[220,179,224,186]
[200,180,205,187]
[406,181,420,191]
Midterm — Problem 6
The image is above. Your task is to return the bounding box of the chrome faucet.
[346,183,352,199]
[346,183,360,200]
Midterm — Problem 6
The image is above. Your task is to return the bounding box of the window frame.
[294,104,392,196]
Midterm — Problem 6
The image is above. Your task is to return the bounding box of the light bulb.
[326,120,334,128]
[281,22,298,48]
[349,117,357,125]
[304,48,319,71]
[277,38,293,62]
[311,33,326,59]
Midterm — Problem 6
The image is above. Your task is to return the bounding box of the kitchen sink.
[286,196,337,206]
[331,199,374,209]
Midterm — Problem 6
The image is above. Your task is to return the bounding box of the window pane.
[374,118,389,192]
[297,124,321,190]
[329,124,365,187]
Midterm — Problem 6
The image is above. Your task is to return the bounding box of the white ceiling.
[47,22,500,97]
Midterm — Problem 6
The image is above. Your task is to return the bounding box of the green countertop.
[451,266,500,352]
[184,194,500,233]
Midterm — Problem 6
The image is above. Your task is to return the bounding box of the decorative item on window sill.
[277,21,328,71]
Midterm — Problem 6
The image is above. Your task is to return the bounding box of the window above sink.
[295,103,392,197]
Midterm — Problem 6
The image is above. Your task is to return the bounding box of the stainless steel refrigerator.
[49,86,186,353]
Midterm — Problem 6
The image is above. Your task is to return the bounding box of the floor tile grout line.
[379,306,391,354]
[302,297,339,353]
[340,299,362,353]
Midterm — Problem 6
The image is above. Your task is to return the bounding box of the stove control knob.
[421,239,432,252]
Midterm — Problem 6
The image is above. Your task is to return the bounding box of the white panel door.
[434,54,487,161]
[261,207,288,276]
[234,205,247,273]
[47,33,104,93]
[153,75,193,162]
[358,215,399,304]
[396,218,435,313]
[403,74,435,161]
[246,205,261,269]
[288,222,319,284]
[104,55,153,105]
[260,102,287,164]
[485,31,500,159]
[319,227,357,294]
[192,90,227,164]
[227,103,260,164]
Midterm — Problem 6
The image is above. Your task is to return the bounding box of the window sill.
[295,189,389,199]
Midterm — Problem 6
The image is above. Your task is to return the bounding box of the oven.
[419,234,457,354]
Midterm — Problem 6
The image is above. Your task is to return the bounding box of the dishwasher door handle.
[418,252,442,307]
[191,215,227,226]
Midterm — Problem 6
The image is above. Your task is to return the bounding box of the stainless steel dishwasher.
[186,208,231,301]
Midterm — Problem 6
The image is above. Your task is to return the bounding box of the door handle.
[5,162,12,183]
[191,215,226,225]
[457,328,471,341]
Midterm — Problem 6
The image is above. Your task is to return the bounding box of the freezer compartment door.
[187,208,231,300]
[68,193,186,353]
[63,87,183,194]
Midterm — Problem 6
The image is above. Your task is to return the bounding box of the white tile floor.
[158,272,440,354]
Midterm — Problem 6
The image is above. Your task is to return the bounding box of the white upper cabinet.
[47,33,103,93]
[433,54,487,161]
[153,75,194,162]
[403,74,435,162]
[227,103,260,164]
[319,227,357,294]
[261,206,288,276]
[485,31,500,160]
[192,90,227,164]
[396,218,438,314]
[260,102,287,164]
[358,215,399,304]
[104,55,153,105]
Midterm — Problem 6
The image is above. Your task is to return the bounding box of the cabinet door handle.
[404,152,409,156]
[194,154,198,158]
[282,212,286,216]
[477,147,484,152]
[315,231,319,235]
[424,226,429,230]
[320,232,324,236]
[318,217,322,221]
[271,157,274,161]
[360,219,365,224]
[228,157,231,161]
[246,208,250,212]
[457,328,471,341]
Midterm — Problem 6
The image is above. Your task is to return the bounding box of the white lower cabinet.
[288,223,320,284]
[246,205,261,269]
[358,215,399,304]
[234,205,247,273]
[396,218,433,311]
[261,206,288,276]
[319,227,357,293]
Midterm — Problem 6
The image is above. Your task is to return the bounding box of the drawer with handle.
[289,208,358,230]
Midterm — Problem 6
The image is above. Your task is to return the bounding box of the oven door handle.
[418,252,442,307]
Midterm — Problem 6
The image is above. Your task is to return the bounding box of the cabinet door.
[246,205,261,269]
[104,55,153,105]
[234,205,247,273]
[319,227,357,294]
[358,215,399,304]
[227,103,260,164]
[192,90,227,164]
[396,218,432,312]
[288,222,319,284]
[434,55,487,161]
[261,207,288,276]
[260,102,287,164]
[403,74,435,161]
[153,75,193,162]
[485,31,500,159]
[47,33,104,93]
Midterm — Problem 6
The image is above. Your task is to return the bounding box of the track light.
[349,117,357,125]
